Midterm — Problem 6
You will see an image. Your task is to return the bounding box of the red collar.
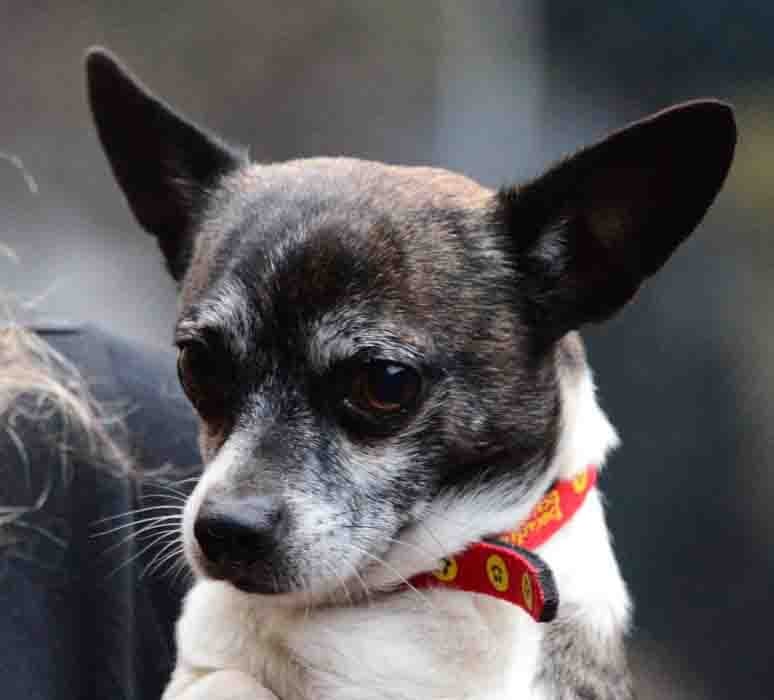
[408,466,598,623]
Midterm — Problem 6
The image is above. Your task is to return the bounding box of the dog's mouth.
[226,569,290,596]
[188,516,425,601]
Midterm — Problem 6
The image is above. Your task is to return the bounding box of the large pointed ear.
[86,48,246,280]
[496,100,736,342]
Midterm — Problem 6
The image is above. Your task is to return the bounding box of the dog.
[85,48,736,700]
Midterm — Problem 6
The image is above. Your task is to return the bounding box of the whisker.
[417,521,450,557]
[339,542,436,612]
[297,570,313,622]
[142,492,188,504]
[322,559,354,608]
[143,482,191,499]
[101,521,180,556]
[165,475,201,487]
[143,536,181,573]
[143,538,185,579]
[106,532,175,579]
[91,504,184,525]
[91,513,182,538]
[381,534,445,563]
[169,555,192,589]
[342,524,447,566]
[342,558,373,606]
[158,550,187,582]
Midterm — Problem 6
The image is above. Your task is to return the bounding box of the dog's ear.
[86,48,246,280]
[496,100,736,342]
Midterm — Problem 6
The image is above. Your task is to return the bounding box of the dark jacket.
[0,322,200,700]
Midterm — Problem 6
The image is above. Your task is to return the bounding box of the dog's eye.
[177,341,231,418]
[349,361,422,416]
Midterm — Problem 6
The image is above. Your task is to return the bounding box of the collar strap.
[408,466,598,623]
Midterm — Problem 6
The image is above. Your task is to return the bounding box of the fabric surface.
[0,322,200,700]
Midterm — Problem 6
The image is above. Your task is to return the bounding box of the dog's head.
[86,49,735,598]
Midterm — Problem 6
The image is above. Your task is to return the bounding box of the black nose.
[194,496,287,567]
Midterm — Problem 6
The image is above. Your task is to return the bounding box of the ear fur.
[496,100,736,341]
[86,47,246,280]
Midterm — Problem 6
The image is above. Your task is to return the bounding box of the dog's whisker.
[144,537,183,574]
[342,524,447,565]
[142,537,181,576]
[144,482,192,499]
[160,552,188,583]
[416,521,451,558]
[106,530,180,579]
[322,547,372,606]
[338,542,437,613]
[322,559,354,608]
[164,475,202,487]
[101,522,180,557]
[342,559,373,606]
[144,538,186,579]
[381,534,445,564]
[91,504,184,524]
[148,479,191,491]
[169,555,192,589]
[296,570,314,622]
[95,516,182,548]
[91,513,183,537]
[142,493,188,504]
[159,546,188,585]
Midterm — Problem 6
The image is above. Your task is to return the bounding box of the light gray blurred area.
[2,2,773,698]
[1,3,548,344]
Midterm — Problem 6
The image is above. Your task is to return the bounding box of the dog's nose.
[194,496,287,567]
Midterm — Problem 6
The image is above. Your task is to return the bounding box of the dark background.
[1,3,772,698]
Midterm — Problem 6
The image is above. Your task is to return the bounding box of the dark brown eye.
[349,361,422,416]
[177,341,229,417]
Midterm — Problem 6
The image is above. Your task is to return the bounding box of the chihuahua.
[86,49,735,700]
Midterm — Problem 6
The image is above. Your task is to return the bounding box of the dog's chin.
[185,545,359,605]
[225,575,311,606]
[193,561,315,606]
[200,566,385,609]
[188,547,415,609]
[188,550,299,597]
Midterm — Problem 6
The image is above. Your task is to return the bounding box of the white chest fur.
[171,579,541,700]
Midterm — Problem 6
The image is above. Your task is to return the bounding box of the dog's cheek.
[299,442,422,553]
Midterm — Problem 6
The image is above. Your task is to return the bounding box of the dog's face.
[87,49,735,598]
[173,160,560,595]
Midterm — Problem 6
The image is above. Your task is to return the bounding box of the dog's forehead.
[181,158,504,348]
[228,158,492,211]
[201,158,494,262]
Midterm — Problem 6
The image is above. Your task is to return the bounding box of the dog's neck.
[404,345,633,695]
[528,350,632,696]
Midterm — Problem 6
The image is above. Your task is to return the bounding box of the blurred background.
[1,2,772,697]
